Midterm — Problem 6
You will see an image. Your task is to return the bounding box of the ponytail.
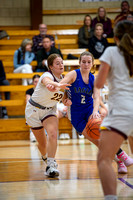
[119,33,133,77]
[114,20,133,77]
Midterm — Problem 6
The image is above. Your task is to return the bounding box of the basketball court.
[0,139,133,199]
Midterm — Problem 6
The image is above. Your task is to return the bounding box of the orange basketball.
[86,118,102,140]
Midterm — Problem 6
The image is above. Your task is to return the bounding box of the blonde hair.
[97,7,107,21]
[94,23,103,30]
[21,38,33,53]
[47,54,62,70]
[114,20,133,77]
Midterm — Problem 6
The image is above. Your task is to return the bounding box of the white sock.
[47,157,54,165]
[105,195,118,200]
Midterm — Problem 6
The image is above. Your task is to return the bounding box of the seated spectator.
[127,13,133,21]
[32,24,55,54]
[26,74,40,142]
[13,38,35,85]
[78,14,94,48]
[0,60,10,118]
[36,36,63,72]
[92,7,113,38]
[88,23,109,59]
[114,1,133,25]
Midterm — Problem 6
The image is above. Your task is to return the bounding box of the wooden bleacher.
[3,61,37,73]
[6,72,43,79]
[0,48,87,62]
[0,118,29,141]
[0,99,25,107]
[4,29,78,40]
[0,117,72,141]
[0,37,115,50]
[43,8,121,15]
[2,58,99,74]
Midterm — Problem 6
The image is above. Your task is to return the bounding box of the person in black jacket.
[0,60,10,118]
[88,23,109,59]
[36,36,63,72]
[78,14,94,48]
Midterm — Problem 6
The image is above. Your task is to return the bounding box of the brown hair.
[83,14,92,39]
[84,14,92,26]
[47,53,62,70]
[121,1,130,9]
[79,51,95,74]
[32,74,40,81]
[114,20,133,77]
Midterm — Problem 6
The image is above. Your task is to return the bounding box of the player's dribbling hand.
[89,112,101,120]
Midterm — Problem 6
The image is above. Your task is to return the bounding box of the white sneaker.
[30,130,36,142]
[65,133,70,139]
[45,162,59,177]
[59,133,66,140]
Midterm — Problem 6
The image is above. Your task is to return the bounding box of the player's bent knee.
[48,130,58,140]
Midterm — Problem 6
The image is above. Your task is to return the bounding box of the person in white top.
[25,53,70,177]
[95,20,133,200]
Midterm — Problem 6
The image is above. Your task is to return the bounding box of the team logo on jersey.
[74,87,92,95]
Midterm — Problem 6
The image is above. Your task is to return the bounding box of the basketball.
[86,118,102,140]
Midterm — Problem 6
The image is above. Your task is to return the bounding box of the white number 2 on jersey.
[81,95,86,104]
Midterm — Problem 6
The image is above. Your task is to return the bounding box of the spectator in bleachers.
[36,36,63,72]
[32,24,55,54]
[92,7,113,38]
[78,14,94,48]
[88,23,109,59]
[26,74,40,142]
[114,1,133,25]
[0,60,10,118]
[13,38,35,85]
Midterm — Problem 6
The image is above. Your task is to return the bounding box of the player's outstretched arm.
[60,70,76,85]
[42,76,71,92]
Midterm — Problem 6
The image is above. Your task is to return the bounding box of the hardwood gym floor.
[0,139,133,200]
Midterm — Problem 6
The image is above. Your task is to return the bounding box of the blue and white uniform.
[67,69,94,133]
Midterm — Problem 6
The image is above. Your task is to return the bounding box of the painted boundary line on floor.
[118,178,133,189]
